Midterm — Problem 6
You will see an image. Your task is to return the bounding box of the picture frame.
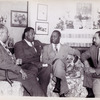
[11,10,28,27]
[37,4,48,21]
[35,22,49,35]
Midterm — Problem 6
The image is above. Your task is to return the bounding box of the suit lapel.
[96,47,100,67]
[0,44,13,62]
[92,46,98,68]
[34,40,41,55]
[23,40,37,53]
[58,44,63,53]
[48,44,56,57]
[49,44,54,52]
[22,40,30,48]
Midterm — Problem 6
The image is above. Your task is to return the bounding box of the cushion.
[0,81,24,96]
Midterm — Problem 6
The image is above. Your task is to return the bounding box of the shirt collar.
[24,39,34,47]
[52,43,61,51]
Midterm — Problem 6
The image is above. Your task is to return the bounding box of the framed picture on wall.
[35,22,49,35]
[37,4,48,21]
[11,10,28,27]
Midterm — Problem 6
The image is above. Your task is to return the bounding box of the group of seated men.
[0,23,100,97]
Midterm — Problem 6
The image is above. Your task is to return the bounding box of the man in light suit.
[42,30,80,97]
[81,31,100,97]
[14,27,51,96]
[0,24,27,95]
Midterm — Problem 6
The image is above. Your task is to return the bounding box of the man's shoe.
[86,94,95,98]
[60,93,66,97]
[86,87,95,98]
[53,87,60,93]
[53,77,61,93]
[59,91,69,97]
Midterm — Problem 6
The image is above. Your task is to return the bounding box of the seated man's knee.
[53,59,65,74]
[54,59,64,66]
[93,79,100,97]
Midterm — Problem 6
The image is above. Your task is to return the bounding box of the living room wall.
[28,0,100,47]
[1,0,100,46]
[0,1,27,43]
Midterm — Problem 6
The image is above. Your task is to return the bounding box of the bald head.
[0,24,8,43]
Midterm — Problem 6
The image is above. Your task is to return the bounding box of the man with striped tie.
[42,30,80,97]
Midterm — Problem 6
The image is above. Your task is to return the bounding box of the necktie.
[55,44,58,52]
[31,42,37,52]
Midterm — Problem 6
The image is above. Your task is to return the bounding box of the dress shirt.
[24,39,33,47]
[24,39,37,52]
[52,43,61,52]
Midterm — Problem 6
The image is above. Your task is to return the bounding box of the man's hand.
[88,67,96,73]
[20,69,27,80]
[84,67,96,73]
[83,60,96,73]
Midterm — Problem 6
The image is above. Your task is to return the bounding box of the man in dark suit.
[14,27,51,96]
[81,31,100,97]
[42,30,80,97]
[0,24,27,95]
[82,37,95,98]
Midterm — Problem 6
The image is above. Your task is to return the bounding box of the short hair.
[52,30,61,37]
[96,31,100,38]
[22,27,35,40]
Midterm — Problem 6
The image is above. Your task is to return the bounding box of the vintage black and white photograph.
[0,0,100,99]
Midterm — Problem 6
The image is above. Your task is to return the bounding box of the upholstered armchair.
[47,54,88,97]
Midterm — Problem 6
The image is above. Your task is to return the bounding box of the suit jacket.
[81,45,100,77]
[42,43,80,66]
[0,43,21,80]
[14,40,43,70]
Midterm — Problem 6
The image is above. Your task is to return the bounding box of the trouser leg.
[17,68,45,96]
[53,59,69,95]
[83,72,94,97]
[93,79,100,97]
[60,76,69,95]
[38,66,51,96]
[83,72,93,88]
